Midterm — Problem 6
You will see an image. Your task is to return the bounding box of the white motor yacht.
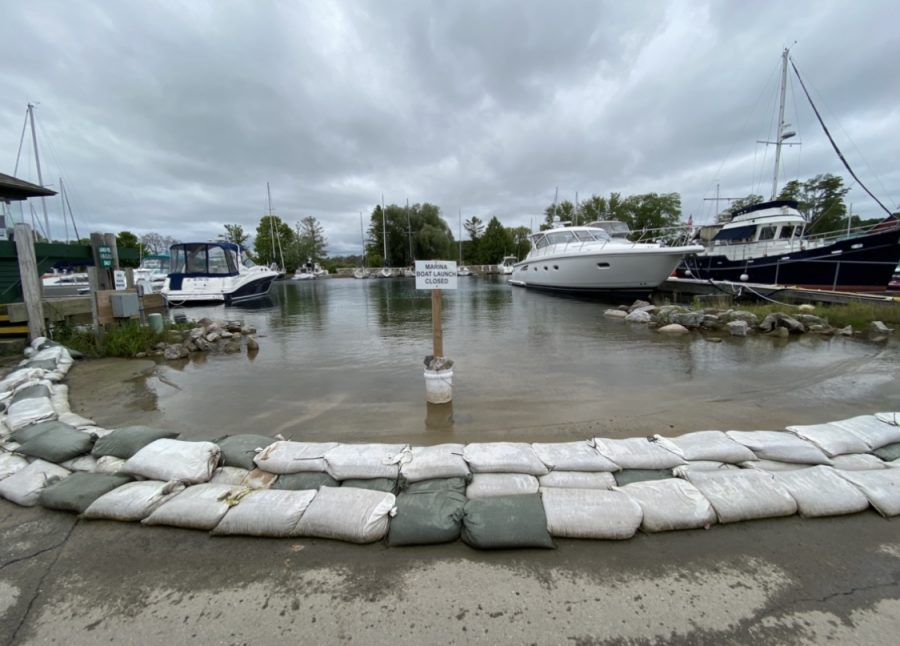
[161,242,278,305]
[510,224,702,295]
[457,266,473,276]
[497,256,517,275]
[134,255,168,293]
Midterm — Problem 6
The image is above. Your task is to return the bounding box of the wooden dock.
[657,277,900,306]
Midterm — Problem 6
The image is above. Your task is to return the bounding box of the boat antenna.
[27,104,51,240]
[789,57,894,217]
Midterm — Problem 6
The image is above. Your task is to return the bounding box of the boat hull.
[162,272,277,305]
[678,228,900,292]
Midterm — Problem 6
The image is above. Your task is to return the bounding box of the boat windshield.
[169,244,239,275]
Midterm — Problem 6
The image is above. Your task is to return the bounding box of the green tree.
[223,224,249,247]
[367,202,452,265]
[777,174,849,234]
[510,226,532,260]
[478,217,514,264]
[254,215,295,269]
[140,232,178,255]
[296,216,328,264]
[619,193,682,234]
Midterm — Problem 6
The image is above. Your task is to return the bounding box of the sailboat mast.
[27,104,51,240]
[406,199,413,264]
[381,194,388,267]
[458,208,462,263]
[266,182,276,266]
[59,177,69,243]
[360,211,367,268]
[771,48,790,200]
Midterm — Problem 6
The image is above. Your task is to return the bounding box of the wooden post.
[431,288,443,357]
[13,223,46,340]
[87,267,100,334]
[90,232,113,290]
[103,232,120,269]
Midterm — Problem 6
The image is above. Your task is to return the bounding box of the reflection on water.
[159,277,899,442]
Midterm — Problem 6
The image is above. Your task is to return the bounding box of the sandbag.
[252,441,338,474]
[143,483,250,530]
[830,454,888,471]
[60,454,99,473]
[685,470,797,524]
[672,461,740,476]
[241,468,278,489]
[94,455,126,474]
[123,439,221,484]
[11,383,51,403]
[212,488,316,537]
[834,415,900,450]
[593,437,686,470]
[874,443,900,462]
[273,472,339,490]
[38,473,132,513]
[0,368,47,395]
[17,425,95,463]
[92,426,179,459]
[6,396,56,431]
[294,486,395,543]
[466,473,539,498]
[341,478,398,494]
[50,383,71,414]
[835,469,900,517]
[616,479,716,532]
[726,430,831,465]
[461,495,554,549]
[216,434,275,470]
[463,443,548,475]
[786,421,871,456]
[387,490,467,546]
[399,443,470,482]
[666,431,757,463]
[58,412,95,428]
[738,459,813,472]
[404,477,468,495]
[324,443,409,480]
[10,420,75,444]
[773,466,870,518]
[0,459,70,506]
[83,480,185,521]
[209,466,251,485]
[542,488,643,539]
[613,469,674,486]
[1,451,30,479]
[531,441,619,472]
[539,471,615,489]
[876,412,899,426]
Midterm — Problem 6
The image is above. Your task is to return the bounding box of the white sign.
[415,260,458,290]
[113,270,128,291]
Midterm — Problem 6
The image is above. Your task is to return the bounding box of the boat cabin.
[712,200,806,248]
[168,242,244,277]
[586,220,631,238]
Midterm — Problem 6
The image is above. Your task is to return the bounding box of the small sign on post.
[416,260,457,404]
[113,270,128,291]
[414,260,458,290]
[97,245,114,269]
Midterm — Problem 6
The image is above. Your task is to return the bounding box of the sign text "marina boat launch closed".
[415,260,458,290]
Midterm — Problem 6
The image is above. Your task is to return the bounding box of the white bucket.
[424,369,453,404]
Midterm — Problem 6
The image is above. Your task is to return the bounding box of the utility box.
[110,292,140,318]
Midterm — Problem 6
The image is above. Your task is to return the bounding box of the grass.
[51,320,191,358]
[692,297,900,329]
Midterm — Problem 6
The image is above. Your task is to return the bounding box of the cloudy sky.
[2,0,898,255]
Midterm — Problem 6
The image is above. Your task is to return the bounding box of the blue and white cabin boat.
[161,242,278,305]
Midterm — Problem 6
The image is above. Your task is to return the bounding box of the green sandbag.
[10,420,75,444]
[388,490,467,546]
[11,383,52,403]
[216,434,275,469]
[25,359,58,371]
[341,477,398,494]
[273,472,338,490]
[17,426,96,463]
[874,443,900,462]
[613,469,674,486]
[461,495,555,550]
[92,426,179,459]
[39,473,132,513]
[403,477,468,495]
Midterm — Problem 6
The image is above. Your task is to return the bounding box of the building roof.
[0,172,57,201]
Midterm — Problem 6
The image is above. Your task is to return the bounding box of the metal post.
[13,223,46,340]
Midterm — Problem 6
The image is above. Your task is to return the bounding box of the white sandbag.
[466,473,539,498]
[773,466,870,517]
[143,483,250,530]
[0,459,70,506]
[830,454,888,471]
[324,443,409,480]
[726,430,831,465]
[94,455,126,474]
[672,461,740,476]
[786,421,872,456]
[685,470,798,524]
[0,369,47,396]
[79,426,114,438]
[876,412,899,426]
[2,441,22,453]
[835,469,900,517]
[592,437,686,470]
[541,488,643,539]
[833,415,900,450]
[294,486,395,543]
[60,454,98,473]
[212,489,316,537]
[83,480,186,521]
[252,441,339,474]
[539,471,616,489]
[1,451,30,480]
[666,431,757,463]
[210,466,250,485]
[400,443,470,482]
[58,412,96,428]
[738,459,814,472]
[123,439,221,484]
[616,479,716,532]
[242,468,278,489]
[531,441,619,472]
[50,384,71,414]
[28,346,67,365]
[6,396,57,431]
[463,443,549,475]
